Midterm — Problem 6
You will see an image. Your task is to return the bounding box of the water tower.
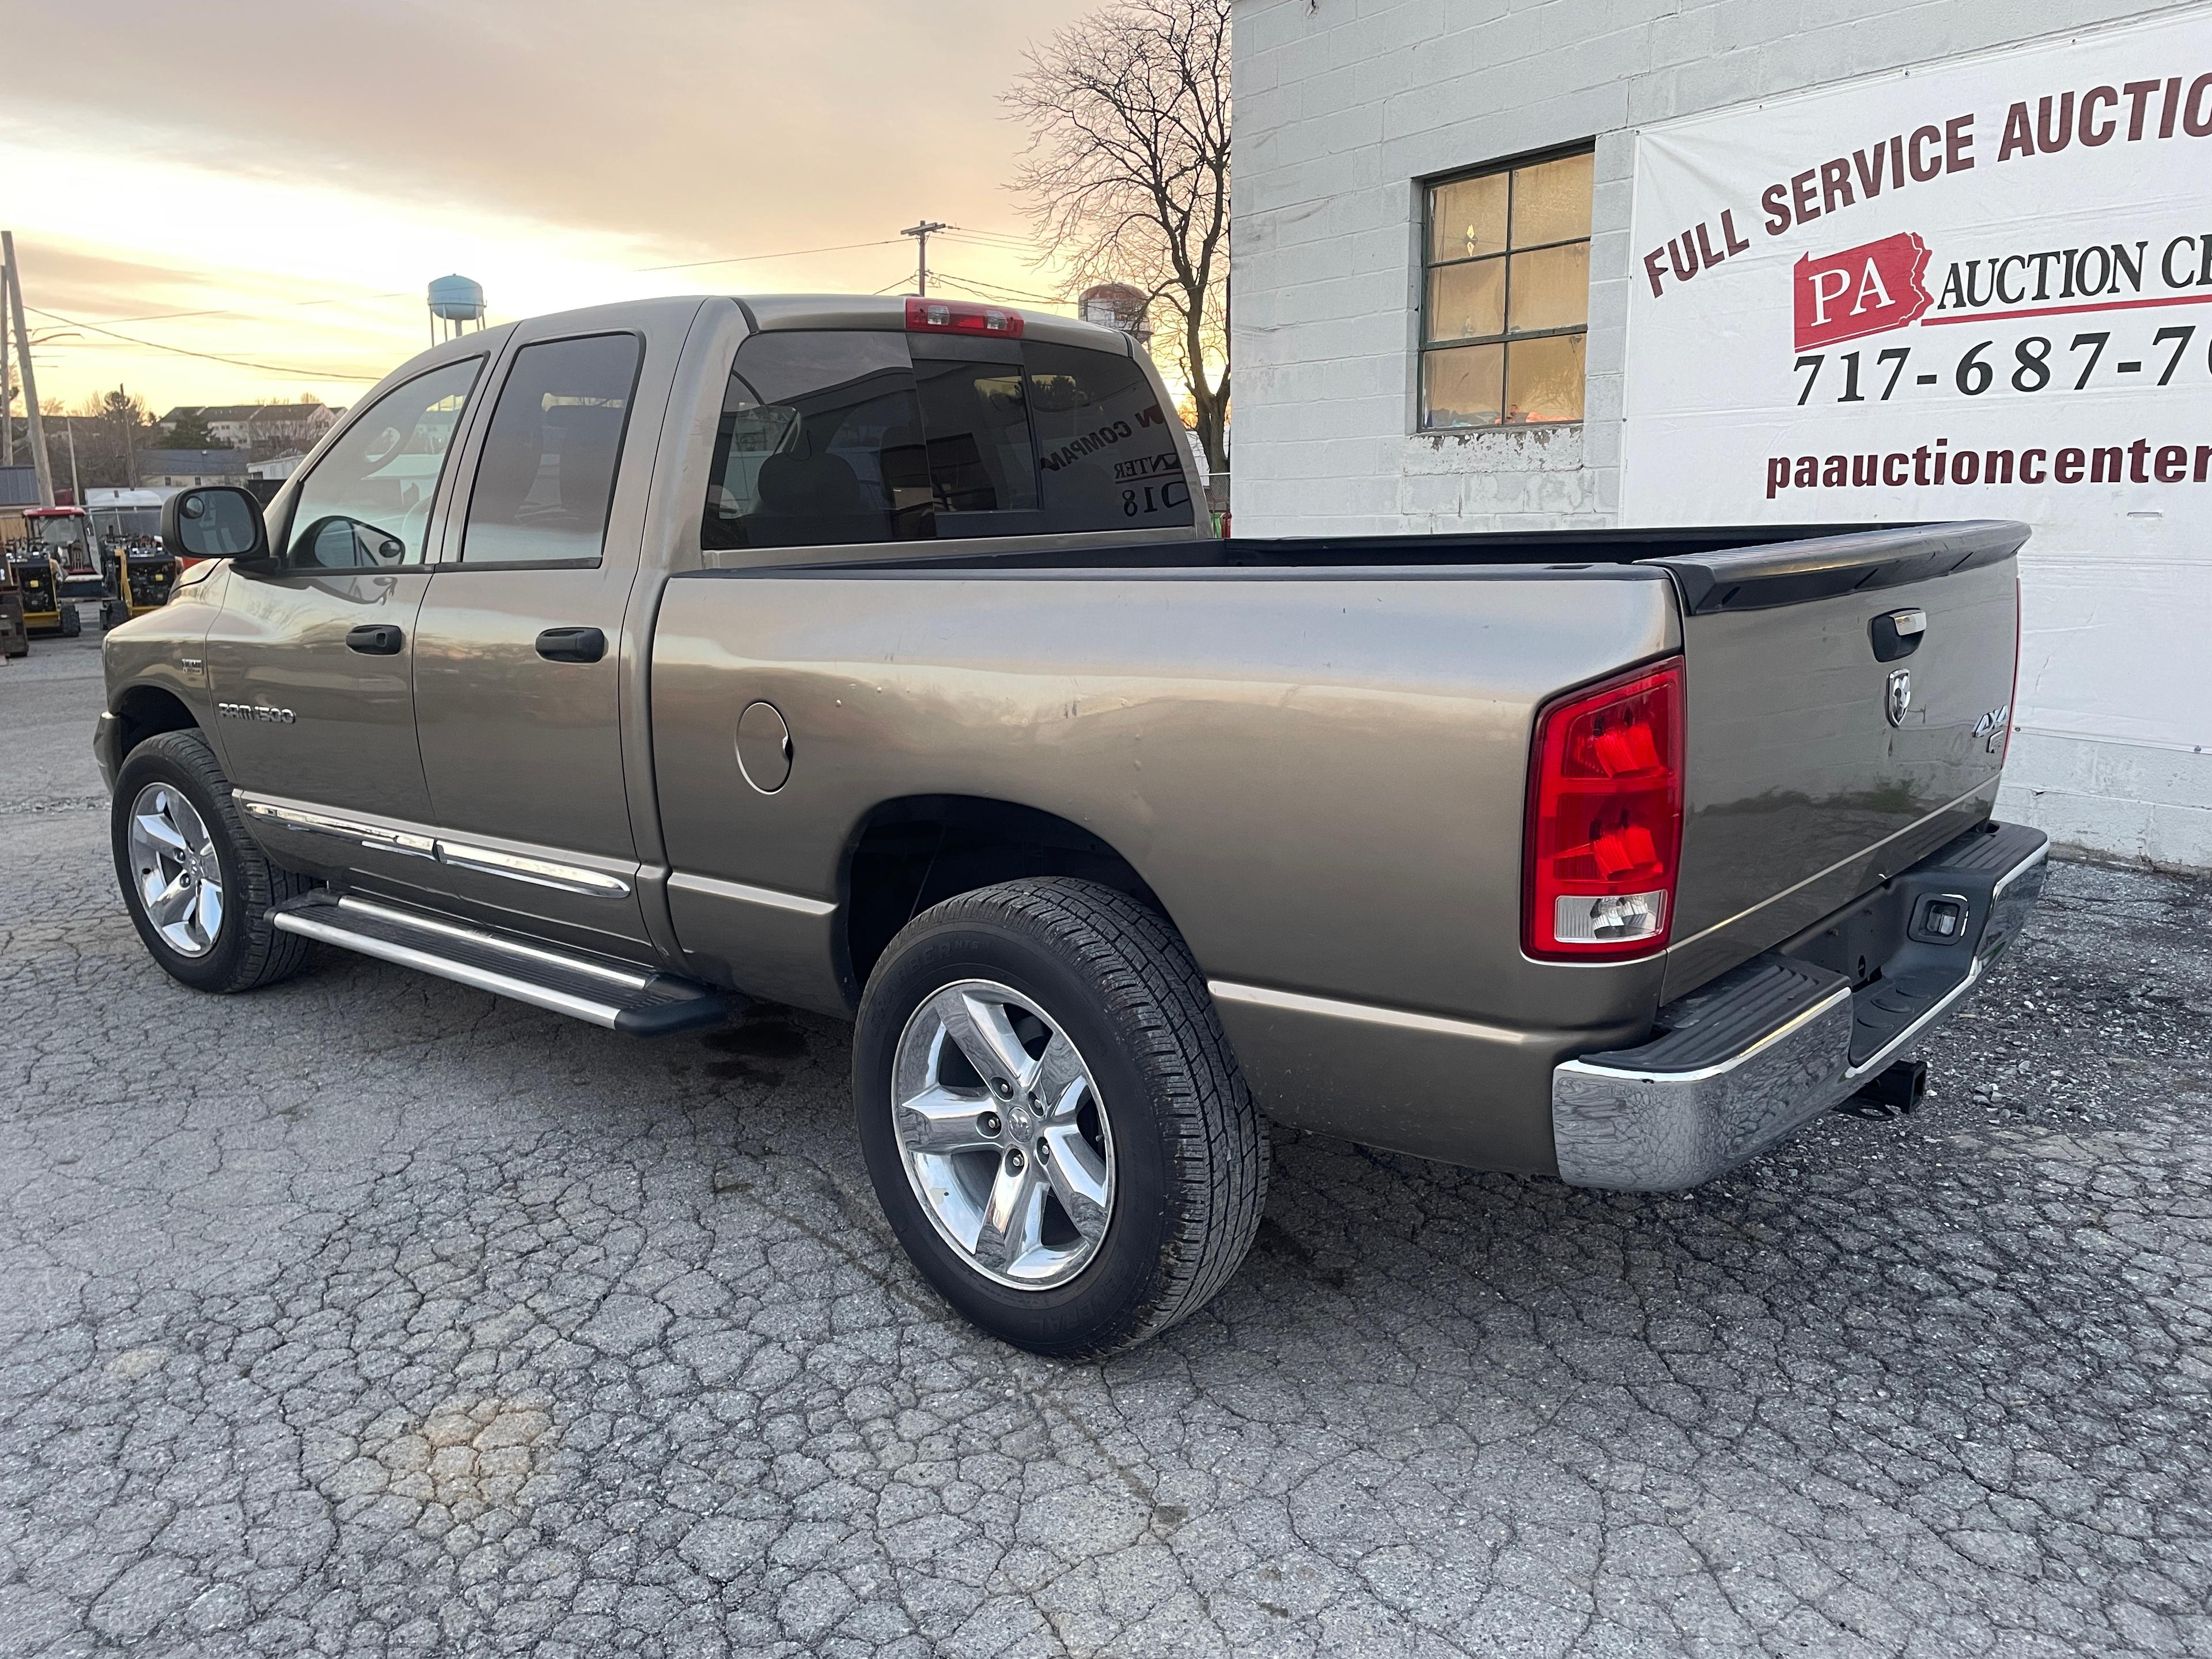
[1079,283,1152,346]
[427,274,487,344]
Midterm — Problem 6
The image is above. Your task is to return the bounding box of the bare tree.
[1006,0,1231,472]
[38,389,156,489]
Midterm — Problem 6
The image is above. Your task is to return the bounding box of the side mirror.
[160,486,270,566]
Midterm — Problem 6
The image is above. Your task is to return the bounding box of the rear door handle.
[346,624,404,656]
[536,626,606,664]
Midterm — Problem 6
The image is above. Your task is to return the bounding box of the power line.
[67,289,416,328]
[24,304,383,382]
[21,227,1045,388]
[32,237,911,371]
[637,237,906,274]
[61,233,907,335]
[930,270,1070,306]
[942,225,1048,249]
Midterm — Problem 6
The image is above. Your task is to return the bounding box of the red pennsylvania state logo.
[1793,233,1935,350]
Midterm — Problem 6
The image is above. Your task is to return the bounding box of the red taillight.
[905,297,1024,338]
[1524,658,1685,960]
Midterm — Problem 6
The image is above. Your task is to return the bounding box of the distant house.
[159,401,340,448]
[158,405,259,446]
[135,449,249,488]
[248,403,340,446]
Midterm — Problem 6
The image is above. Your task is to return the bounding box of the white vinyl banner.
[1620,6,2212,866]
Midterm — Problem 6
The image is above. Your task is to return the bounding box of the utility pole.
[901,220,949,297]
[118,384,137,488]
[3,232,56,507]
[1,269,12,469]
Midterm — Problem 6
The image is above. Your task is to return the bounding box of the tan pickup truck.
[98,294,2046,1355]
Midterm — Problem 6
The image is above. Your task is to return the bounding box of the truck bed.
[652,518,2025,1171]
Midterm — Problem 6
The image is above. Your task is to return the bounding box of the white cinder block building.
[1232,0,2212,868]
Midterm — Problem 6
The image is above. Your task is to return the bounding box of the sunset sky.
[3,0,1101,415]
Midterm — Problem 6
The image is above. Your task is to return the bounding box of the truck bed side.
[650,564,1679,1172]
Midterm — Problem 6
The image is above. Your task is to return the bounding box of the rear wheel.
[58,603,81,638]
[855,878,1267,1358]
[111,730,312,994]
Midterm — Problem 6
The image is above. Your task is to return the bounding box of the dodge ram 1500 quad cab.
[100,294,2046,1355]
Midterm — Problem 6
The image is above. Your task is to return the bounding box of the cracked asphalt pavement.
[3,631,2210,1657]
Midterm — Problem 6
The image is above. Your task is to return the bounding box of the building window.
[1420,147,1593,430]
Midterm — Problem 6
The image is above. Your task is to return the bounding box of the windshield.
[32,516,91,564]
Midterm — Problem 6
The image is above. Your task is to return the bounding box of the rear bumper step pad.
[270,893,726,1036]
[1551,820,2048,1191]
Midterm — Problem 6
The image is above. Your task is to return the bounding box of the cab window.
[702,332,929,551]
[911,345,1040,537]
[284,358,481,570]
[698,329,1187,551]
[460,333,643,566]
[1025,341,1187,532]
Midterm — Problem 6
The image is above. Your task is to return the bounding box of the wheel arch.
[839,795,1173,996]
[112,683,202,759]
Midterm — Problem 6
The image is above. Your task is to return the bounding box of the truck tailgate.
[1652,522,2025,1001]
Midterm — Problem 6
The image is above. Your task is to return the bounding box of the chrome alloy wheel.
[891,979,1116,1290]
[126,781,225,958]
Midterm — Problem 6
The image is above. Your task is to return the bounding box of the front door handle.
[346,623,404,656]
[536,626,607,664]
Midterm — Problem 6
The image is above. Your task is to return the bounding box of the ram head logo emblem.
[1885,668,1912,728]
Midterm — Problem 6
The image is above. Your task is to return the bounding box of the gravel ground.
[2,631,2209,1658]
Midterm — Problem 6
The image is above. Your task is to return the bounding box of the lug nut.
[1006,1148,1025,1173]
[978,1112,1002,1138]
[990,1077,1014,1099]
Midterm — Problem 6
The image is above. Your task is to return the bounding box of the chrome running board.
[270,893,725,1036]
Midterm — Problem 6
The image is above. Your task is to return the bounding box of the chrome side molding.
[666,870,837,918]
[435,842,631,898]
[1207,979,1535,1047]
[233,790,632,898]
[235,796,437,860]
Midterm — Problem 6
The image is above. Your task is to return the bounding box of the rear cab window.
[1026,340,1191,531]
[704,334,930,550]
[911,339,1041,538]
[700,327,1190,551]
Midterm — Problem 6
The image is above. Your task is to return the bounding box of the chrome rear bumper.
[1551,821,2048,1191]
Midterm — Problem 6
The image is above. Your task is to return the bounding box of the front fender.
[100,565,228,778]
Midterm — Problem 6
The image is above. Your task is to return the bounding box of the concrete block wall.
[1231,0,2196,536]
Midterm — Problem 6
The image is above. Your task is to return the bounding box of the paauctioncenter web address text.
[1767,437,2212,497]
